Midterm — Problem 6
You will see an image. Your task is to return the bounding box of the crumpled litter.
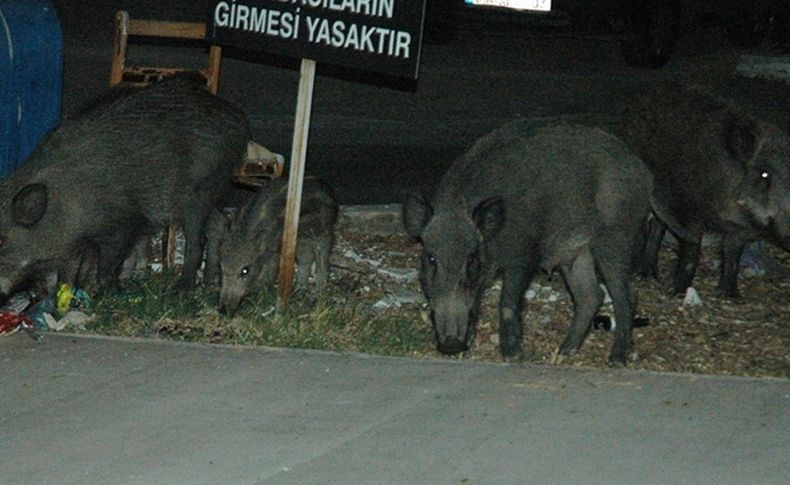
[682,287,703,306]
[1,283,94,336]
[0,312,36,338]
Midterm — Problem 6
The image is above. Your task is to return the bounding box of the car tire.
[621,0,681,68]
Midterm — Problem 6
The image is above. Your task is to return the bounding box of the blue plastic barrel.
[0,0,63,178]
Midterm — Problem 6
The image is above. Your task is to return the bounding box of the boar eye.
[758,170,771,190]
[466,252,481,282]
[422,252,437,278]
[240,266,250,277]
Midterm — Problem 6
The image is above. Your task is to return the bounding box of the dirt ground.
[330,227,790,379]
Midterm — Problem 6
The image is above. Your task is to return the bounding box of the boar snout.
[218,301,237,317]
[437,336,468,355]
[431,296,475,355]
[218,290,244,317]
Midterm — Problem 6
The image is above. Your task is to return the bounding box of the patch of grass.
[84,271,433,357]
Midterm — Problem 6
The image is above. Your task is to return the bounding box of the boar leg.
[295,242,314,289]
[640,216,665,280]
[671,234,702,296]
[311,237,332,290]
[202,210,228,287]
[559,247,603,356]
[96,236,138,289]
[498,264,534,358]
[57,246,96,291]
[178,215,208,289]
[597,259,637,367]
[718,235,745,298]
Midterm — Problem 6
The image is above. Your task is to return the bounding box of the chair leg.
[163,225,177,269]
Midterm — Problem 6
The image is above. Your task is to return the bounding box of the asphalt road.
[2,333,789,484]
[52,0,789,204]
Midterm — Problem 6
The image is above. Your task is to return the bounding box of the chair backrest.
[109,10,221,94]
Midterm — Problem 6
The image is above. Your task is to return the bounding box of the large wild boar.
[217,176,338,316]
[617,84,790,297]
[403,122,653,366]
[0,73,250,296]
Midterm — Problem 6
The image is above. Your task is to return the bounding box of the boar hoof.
[715,286,740,299]
[559,339,582,356]
[607,348,630,368]
[668,285,687,298]
[499,340,523,359]
[437,338,468,355]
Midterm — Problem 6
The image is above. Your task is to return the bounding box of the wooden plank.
[127,19,206,39]
[277,58,316,310]
[109,11,129,87]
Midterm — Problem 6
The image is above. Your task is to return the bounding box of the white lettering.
[378,0,393,18]
[331,20,345,47]
[375,27,388,53]
[344,22,359,49]
[340,0,356,13]
[315,18,331,44]
[250,7,267,31]
[306,15,321,42]
[356,0,371,15]
[359,23,374,51]
[214,2,230,27]
[236,4,250,30]
[394,31,410,58]
[266,9,280,32]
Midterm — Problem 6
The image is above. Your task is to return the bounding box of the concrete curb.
[337,204,405,236]
[736,54,790,83]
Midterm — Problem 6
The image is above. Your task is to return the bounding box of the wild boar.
[217,176,338,316]
[403,122,653,366]
[617,84,790,297]
[0,73,250,297]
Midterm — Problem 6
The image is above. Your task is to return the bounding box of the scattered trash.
[740,241,767,276]
[1,283,96,333]
[118,290,144,304]
[47,310,93,331]
[524,283,562,302]
[593,315,615,331]
[3,291,35,314]
[0,312,40,340]
[342,248,382,268]
[593,315,650,331]
[600,284,612,304]
[682,287,702,306]
[56,283,92,314]
[376,267,418,283]
[27,297,56,330]
[373,290,425,310]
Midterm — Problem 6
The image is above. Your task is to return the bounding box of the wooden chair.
[110,10,221,93]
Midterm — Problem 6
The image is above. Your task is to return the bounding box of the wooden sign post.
[277,58,315,308]
[207,0,426,308]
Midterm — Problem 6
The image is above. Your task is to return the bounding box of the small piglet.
[216,177,338,316]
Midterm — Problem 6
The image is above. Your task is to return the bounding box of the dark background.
[51,0,789,204]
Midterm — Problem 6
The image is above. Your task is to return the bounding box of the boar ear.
[12,183,48,228]
[724,115,758,163]
[472,197,505,241]
[402,192,432,238]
